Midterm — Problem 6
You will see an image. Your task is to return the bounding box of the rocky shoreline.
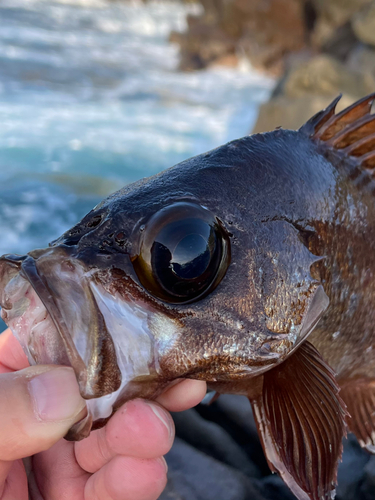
[172,0,375,131]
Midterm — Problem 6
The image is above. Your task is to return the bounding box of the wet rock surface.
[172,0,308,74]
[173,0,375,75]
[174,0,375,133]
[352,2,375,46]
[253,52,375,132]
[160,394,374,500]
[251,0,375,132]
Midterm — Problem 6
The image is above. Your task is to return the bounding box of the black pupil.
[150,218,218,298]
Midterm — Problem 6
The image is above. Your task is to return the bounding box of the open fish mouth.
[0,247,122,397]
[0,255,71,369]
[0,247,163,428]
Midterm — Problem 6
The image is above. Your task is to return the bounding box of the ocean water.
[0,0,274,331]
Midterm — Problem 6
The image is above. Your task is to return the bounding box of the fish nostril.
[86,215,103,228]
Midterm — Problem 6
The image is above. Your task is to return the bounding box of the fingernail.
[29,367,86,422]
[145,402,174,441]
[157,456,168,473]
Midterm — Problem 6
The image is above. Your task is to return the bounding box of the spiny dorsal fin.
[300,93,375,175]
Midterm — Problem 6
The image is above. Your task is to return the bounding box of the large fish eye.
[132,202,231,304]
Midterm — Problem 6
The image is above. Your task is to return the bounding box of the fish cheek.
[259,221,328,349]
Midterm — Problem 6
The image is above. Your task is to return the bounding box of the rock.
[222,0,307,75]
[172,0,375,74]
[172,407,261,478]
[312,0,371,27]
[252,94,355,133]
[311,0,371,47]
[360,455,375,499]
[173,0,308,75]
[256,474,297,500]
[161,438,265,500]
[254,95,329,133]
[346,44,375,90]
[336,435,370,499]
[160,397,373,500]
[320,22,359,61]
[171,14,236,71]
[252,52,375,133]
[282,54,374,98]
[352,1,375,46]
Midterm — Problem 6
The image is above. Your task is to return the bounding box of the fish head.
[0,132,330,433]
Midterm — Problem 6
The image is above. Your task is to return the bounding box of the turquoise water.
[0,0,274,331]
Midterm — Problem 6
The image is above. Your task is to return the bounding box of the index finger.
[156,379,207,412]
[0,328,29,373]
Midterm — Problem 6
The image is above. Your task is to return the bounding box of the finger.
[0,365,86,461]
[156,379,207,412]
[0,461,12,496]
[75,399,174,473]
[32,440,89,500]
[84,455,167,500]
[0,328,29,373]
[0,460,28,500]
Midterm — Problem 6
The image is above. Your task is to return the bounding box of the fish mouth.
[0,246,172,431]
[0,253,71,368]
[0,247,122,400]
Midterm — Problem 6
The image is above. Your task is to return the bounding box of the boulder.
[172,0,375,74]
[220,0,307,74]
[252,95,347,133]
[346,44,375,87]
[352,1,375,46]
[282,54,375,98]
[311,0,371,27]
[171,10,237,71]
[172,0,307,75]
[311,0,371,47]
[252,51,375,133]
[160,397,374,500]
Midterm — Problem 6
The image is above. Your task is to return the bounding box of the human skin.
[0,328,207,500]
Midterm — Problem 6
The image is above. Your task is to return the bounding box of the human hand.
[0,328,207,500]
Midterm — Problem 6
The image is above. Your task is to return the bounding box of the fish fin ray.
[249,342,347,500]
[301,93,375,141]
[339,377,375,453]
[301,93,375,188]
[300,94,342,137]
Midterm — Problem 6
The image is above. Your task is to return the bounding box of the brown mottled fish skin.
[1,94,375,500]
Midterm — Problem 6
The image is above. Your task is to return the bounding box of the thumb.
[0,365,86,461]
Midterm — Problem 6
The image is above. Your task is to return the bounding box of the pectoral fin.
[249,342,348,500]
[339,377,375,453]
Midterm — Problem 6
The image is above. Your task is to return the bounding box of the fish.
[1,93,375,500]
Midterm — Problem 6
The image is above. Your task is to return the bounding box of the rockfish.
[1,94,375,500]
